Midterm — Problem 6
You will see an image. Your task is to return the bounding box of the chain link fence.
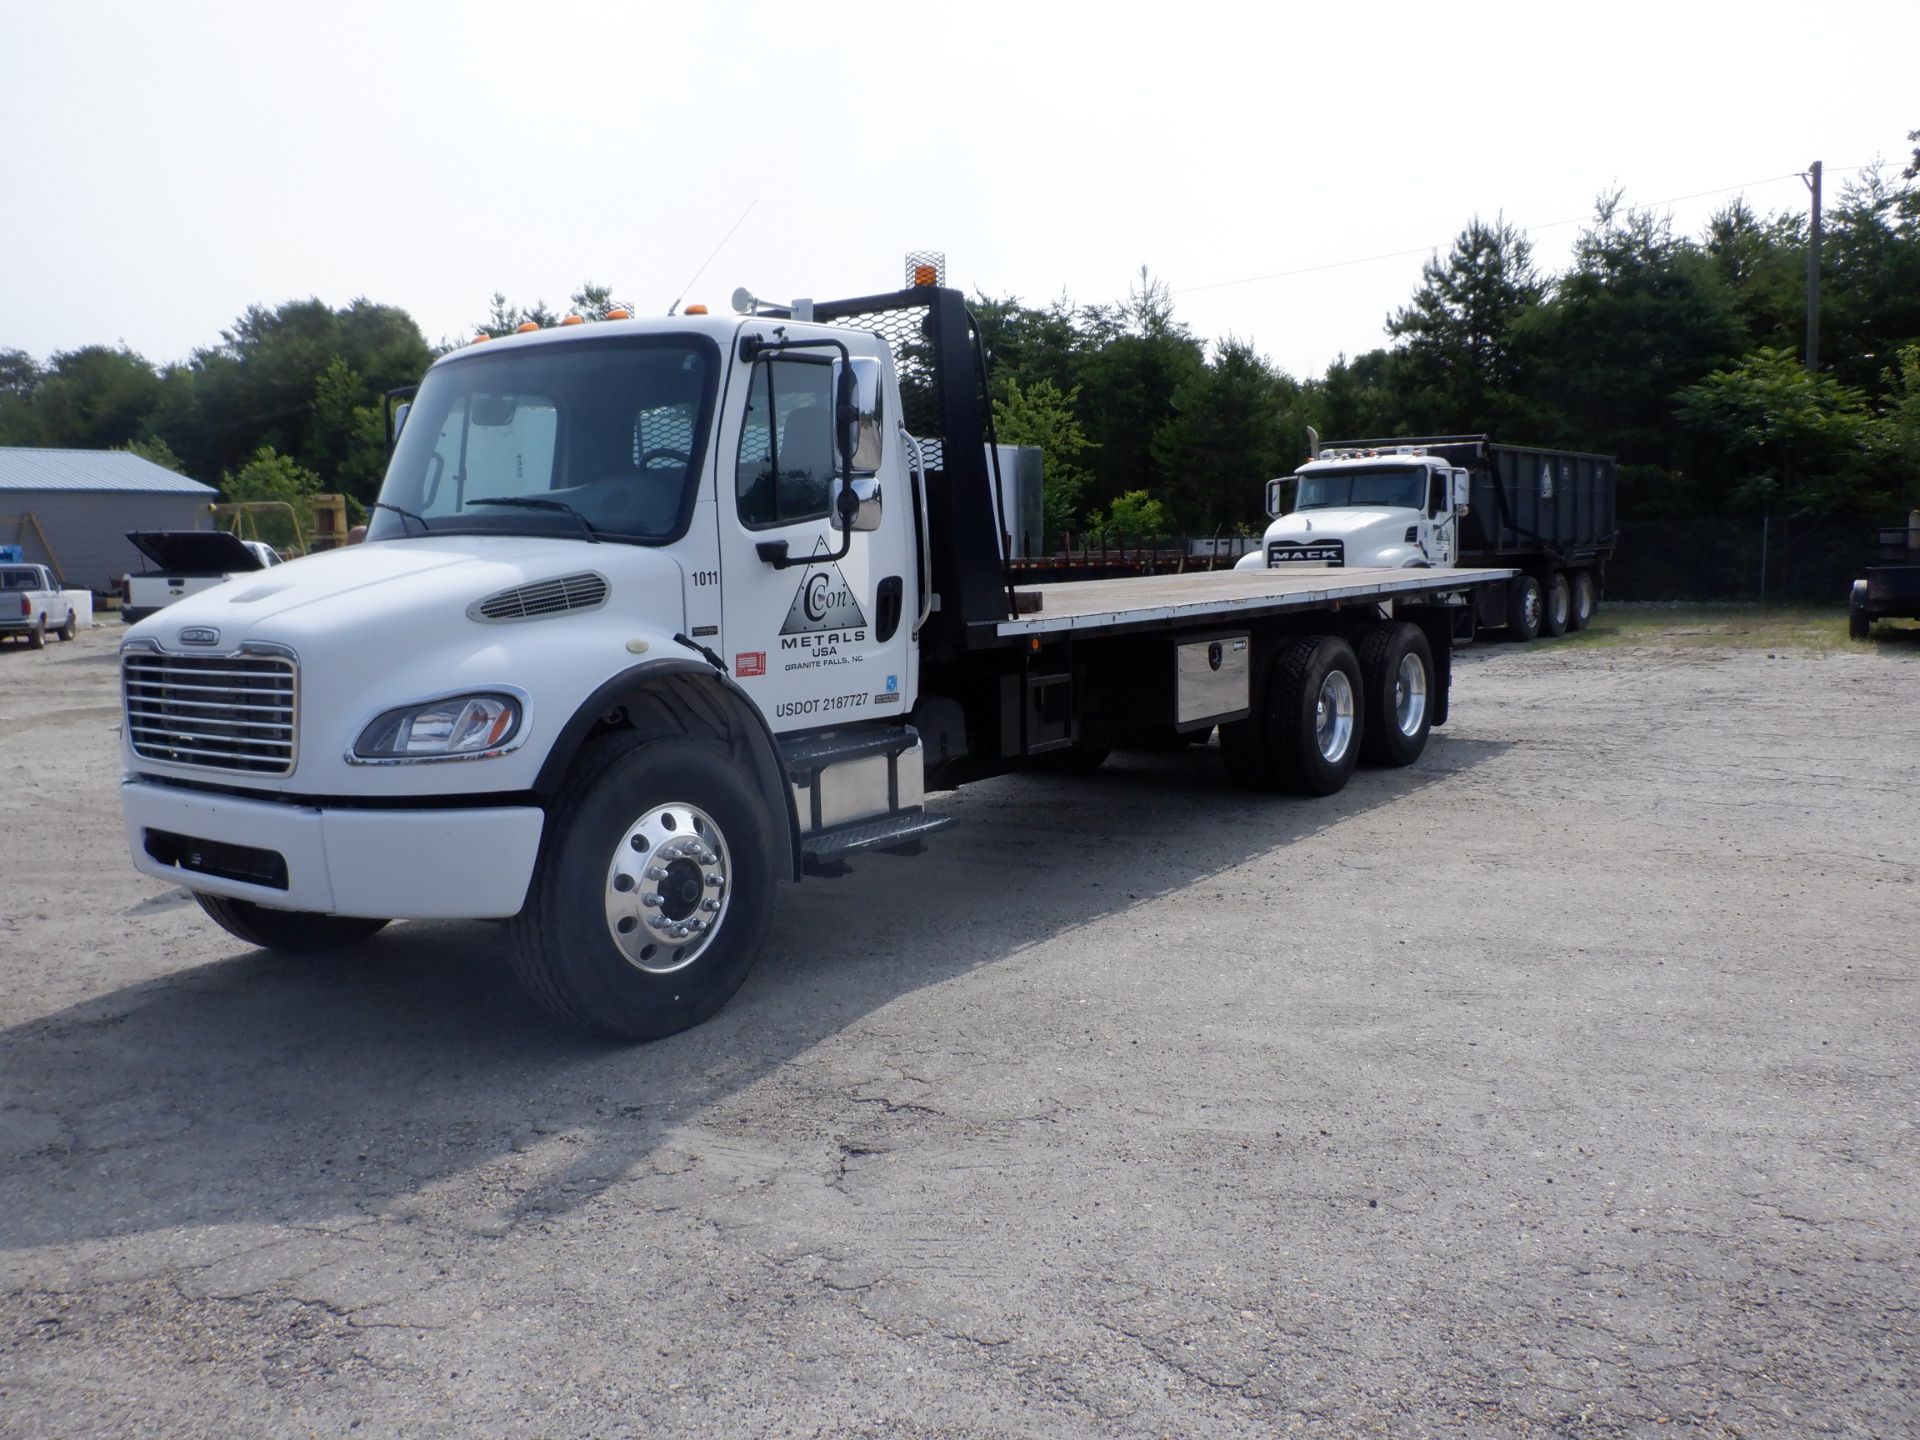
[1609,514,1881,604]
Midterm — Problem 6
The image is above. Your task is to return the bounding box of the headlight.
[353,693,522,761]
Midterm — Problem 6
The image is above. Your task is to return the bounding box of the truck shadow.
[0,735,1509,1254]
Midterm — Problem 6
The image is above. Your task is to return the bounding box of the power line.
[1174,163,1886,297]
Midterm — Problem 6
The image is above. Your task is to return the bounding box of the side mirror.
[831,356,885,472]
[1264,476,1295,518]
[392,401,411,439]
[1451,468,1471,516]
[834,476,883,533]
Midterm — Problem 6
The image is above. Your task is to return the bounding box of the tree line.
[3,131,1916,568]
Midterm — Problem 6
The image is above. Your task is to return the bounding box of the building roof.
[0,447,216,495]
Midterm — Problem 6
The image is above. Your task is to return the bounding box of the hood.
[133,534,685,641]
[127,530,266,575]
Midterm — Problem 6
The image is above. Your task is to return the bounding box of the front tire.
[1357,622,1434,767]
[1506,576,1543,642]
[507,732,776,1041]
[1221,635,1363,797]
[195,893,389,953]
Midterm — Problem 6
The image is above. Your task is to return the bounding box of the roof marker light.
[684,304,708,315]
[605,307,631,320]
[515,321,539,333]
[472,334,491,344]
[560,314,585,326]
[912,265,938,287]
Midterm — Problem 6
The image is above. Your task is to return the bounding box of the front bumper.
[122,778,545,919]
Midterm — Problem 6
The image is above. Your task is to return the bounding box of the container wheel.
[1357,622,1433,768]
[1505,576,1543,642]
[195,894,389,953]
[1568,570,1596,632]
[507,731,775,1041]
[1543,572,1570,637]
[58,610,77,641]
[1221,635,1362,796]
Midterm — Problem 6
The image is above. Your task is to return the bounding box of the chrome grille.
[474,572,609,621]
[123,650,297,776]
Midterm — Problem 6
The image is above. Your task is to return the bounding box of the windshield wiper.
[468,496,601,543]
[369,501,431,533]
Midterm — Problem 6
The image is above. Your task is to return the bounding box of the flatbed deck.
[992,566,1515,640]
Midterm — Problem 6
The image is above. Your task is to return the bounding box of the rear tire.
[1506,576,1543,642]
[1543,572,1570,637]
[58,610,77,641]
[507,732,776,1041]
[195,894,389,953]
[27,617,46,650]
[1568,570,1595,631]
[1357,622,1434,767]
[1221,635,1363,797]
[1849,582,1872,640]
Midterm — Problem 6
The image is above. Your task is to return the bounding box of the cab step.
[802,810,955,868]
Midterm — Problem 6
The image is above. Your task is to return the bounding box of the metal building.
[0,448,215,593]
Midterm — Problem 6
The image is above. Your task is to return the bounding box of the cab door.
[716,345,915,734]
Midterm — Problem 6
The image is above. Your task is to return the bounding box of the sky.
[3,0,1917,381]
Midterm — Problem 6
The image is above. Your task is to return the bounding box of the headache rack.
[123,648,298,776]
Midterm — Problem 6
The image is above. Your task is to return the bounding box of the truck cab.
[1235,447,1471,573]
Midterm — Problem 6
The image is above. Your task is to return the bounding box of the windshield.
[1294,465,1427,512]
[369,336,717,543]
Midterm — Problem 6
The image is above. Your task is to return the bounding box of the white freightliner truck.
[1236,436,1617,641]
[119,279,1512,1040]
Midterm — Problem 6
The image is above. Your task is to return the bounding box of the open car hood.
[127,530,266,575]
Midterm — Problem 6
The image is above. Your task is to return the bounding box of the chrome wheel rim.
[604,802,731,975]
[1394,652,1428,737]
[1551,580,1569,627]
[1523,586,1542,631]
[1315,670,1355,762]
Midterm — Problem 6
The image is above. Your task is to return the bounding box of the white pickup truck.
[118,278,1513,1041]
[120,532,282,623]
[1,563,83,648]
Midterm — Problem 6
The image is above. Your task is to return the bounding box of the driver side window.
[737,357,835,529]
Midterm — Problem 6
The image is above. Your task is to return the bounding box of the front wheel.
[1357,622,1434,767]
[195,893,389,953]
[507,732,776,1041]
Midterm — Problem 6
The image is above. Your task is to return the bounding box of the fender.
[534,657,802,882]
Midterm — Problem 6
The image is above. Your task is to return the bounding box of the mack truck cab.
[1235,446,1470,573]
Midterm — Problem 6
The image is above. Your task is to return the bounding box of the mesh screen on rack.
[904,251,946,287]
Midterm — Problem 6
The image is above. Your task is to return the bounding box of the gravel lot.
[2,618,1916,1438]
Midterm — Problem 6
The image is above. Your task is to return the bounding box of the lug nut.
[641,893,662,908]
[645,865,669,881]
[700,898,721,913]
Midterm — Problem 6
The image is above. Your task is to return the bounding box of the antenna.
[668,199,757,315]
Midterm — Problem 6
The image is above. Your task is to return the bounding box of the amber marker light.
[515,321,539,333]
[912,265,938,287]
[684,304,708,315]
[605,307,631,320]
[560,314,585,326]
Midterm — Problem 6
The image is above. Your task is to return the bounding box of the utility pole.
[1803,160,1823,371]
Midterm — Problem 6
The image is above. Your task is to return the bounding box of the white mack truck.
[119,278,1512,1040]
[1237,436,1618,641]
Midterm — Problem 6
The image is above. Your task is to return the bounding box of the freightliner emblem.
[178,626,221,646]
